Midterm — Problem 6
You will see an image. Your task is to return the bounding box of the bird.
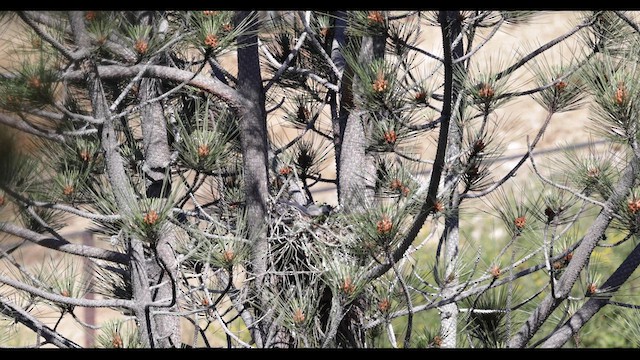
[280,200,333,218]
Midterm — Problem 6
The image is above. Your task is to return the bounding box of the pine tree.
[1,10,640,348]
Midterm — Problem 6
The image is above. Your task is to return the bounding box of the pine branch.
[258,38,340,92]
[0,221,128,264]
[541,239,640,348]
[508,154,639,348]
[462,110,555,200]
[0,184,121,222]
[18,12,85,61]
[0,272,135,308]
[62,64,249,109]
[614,11,640,35]
[0,297,81,348]
[494,14,597,81]
[263,27,308,92]
[297,11,342,79]
[365,11,454,282]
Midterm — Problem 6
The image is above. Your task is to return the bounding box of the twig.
[527,141,611,211]
[213,309,253,348]
[453,18,504,65]
[298,11,342,79]
[0,273,135,309]
[0,297,81,348]
[462,110,555,199]
[264,28,308,92]
[18,12,83,61]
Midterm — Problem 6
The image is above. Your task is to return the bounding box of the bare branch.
[453,18,504,64]
[0,112,65,142]
[62,64,249,109]
[494,14,596,81]
[541,239,640,348]
[0,222,128,264]
[462,110,554,199]
[509,154,639,348]
[213,309,253,348]
[0,297,81,348]
[0,272,135,309]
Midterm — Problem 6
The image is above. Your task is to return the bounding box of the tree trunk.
[235,10,270,347]
[337,33,384,212]
[437,10,465,348]
[68,11,156,347]
[332,25,386,347]
[128,238,155,347]
[139,78,180,348]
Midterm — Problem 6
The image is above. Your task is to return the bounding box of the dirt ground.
[0,11,607,347]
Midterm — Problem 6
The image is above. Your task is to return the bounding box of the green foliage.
[528,52,587,113]
[96,320,143,348]
[189,11,245,56]
[347,11,388,37]
[174,94,238,173]
[581,46,640,143]
[462,286,512,348]
[0,54,59,111]
[5,10,640,350]
[288,135,332,180]
[346,199,416,258]
[180,208,251,270]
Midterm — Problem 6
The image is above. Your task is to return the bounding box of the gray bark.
[337,34,384,212]
[321,293,344,348]
[68,11,154,347]
[438,208,460,348]
[128,238,155,347]
[139,77,180,348]
[438,10,465,348]
[541,240,640,348]
[508,156,639,348]
[147,231,179,347]
[235,10,270,347]
[0,297,81,348]
[140,79,171,195]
